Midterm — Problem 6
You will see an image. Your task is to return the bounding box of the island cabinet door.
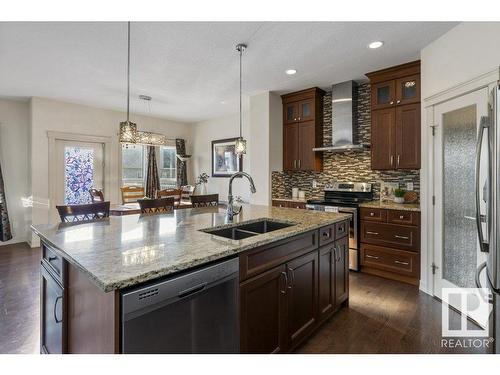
[334,236,349,307]
[318,244,335,321]
[240,264,288,354]
[40,264,66,354]
[285,250,319,349]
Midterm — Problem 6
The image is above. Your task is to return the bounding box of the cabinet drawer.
[361,221,419,252]
[319,225,335,246]
[289,202,306,210]
[387,210,419,226]
[239,231,318,281]
[360,208,387,222]
[335,220,348,239]
[361,243,419,278]
[42,243,65,283]
[272,200,289,208]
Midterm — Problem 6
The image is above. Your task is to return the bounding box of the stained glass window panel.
[64,147,94,204]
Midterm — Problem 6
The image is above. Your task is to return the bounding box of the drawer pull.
[322,231,330,238]
[394,235,409,240]
[338,226,344,232]
[370,212,375,217]
[399,215,404,219]
[394,260,409,266]
[366,254,379,260]
[366,231,379,235]
[48,256,58,262]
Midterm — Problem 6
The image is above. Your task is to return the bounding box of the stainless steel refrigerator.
[475,81,500,354]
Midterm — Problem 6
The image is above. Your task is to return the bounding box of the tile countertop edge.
[32,213,351,293]
[358,201,421,212]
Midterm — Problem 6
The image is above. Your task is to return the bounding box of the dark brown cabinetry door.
[285,251,318,349]
[284,102,299,124]
[40,264,66,354]
[318,244,335,320]
[297,120,316,171]
[395,75,420,106]
[298,99,315,122]
[395,103,421,169]
[283,123,299,171]
[334,236,349,307]
[371,108,396,170]
[371,80,396,110]
[240,265,287,354]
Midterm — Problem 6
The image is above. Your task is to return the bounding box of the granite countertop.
[31,205,350,292]
[272,197,309,203]
[359,200,420,212]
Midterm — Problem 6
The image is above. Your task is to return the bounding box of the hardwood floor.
[0,242,40,354]
[296,272,491,354]
[0,243,491,354]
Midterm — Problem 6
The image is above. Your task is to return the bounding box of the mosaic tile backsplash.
[272,83,420,200]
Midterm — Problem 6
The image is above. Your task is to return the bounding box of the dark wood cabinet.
[334,236,349,306]
[271,199,306,209]
[318,244,335,320]
[240,264,287,354]
[281,88,324,172]
[286,251,318,348]
[40,263,66,354]
[366,61,421,170]
[360,208,420,286]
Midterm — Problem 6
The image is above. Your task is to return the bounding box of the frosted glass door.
[433,88,489,318]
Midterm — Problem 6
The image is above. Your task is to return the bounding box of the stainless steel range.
[306,182,373,271]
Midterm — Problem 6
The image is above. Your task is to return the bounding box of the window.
[159,146,177,189]
[121,144,177,189]
[121,144,146,187]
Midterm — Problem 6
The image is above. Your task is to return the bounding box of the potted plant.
[195,173,209,195]
[394,188,406,204]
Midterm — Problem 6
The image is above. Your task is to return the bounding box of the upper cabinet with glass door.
[395,75,420,106]
[371,80,396,110]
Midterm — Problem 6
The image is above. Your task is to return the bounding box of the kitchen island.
[32,204,350,354]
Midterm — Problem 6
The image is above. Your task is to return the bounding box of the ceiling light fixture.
[235,43,247,157]
[285,69,297,75]
[368,41,384,49]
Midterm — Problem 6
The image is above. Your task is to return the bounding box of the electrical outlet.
[406,182,414,191]
[312,179,318,189]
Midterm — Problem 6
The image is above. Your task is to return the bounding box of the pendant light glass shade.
[136,131,168,146]
[235,137,247,155]
[119,121,137,143]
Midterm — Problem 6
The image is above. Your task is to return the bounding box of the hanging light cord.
[127,21,130,123]
[239,46,242,138]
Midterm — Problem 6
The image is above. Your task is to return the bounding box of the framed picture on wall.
[211,138,243,177]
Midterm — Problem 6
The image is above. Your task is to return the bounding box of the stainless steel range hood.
[313,80,368,153]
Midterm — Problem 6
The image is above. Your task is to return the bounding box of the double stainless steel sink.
[201,219,295,240]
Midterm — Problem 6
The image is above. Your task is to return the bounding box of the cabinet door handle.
[394,234,409,240]
[390,155,394,165]
[336,245,342,262]
[280,272,288,294]
[366,231,379,235]
[366,254,379,260]
[394,260,409,266]
[370,212,375,217]
[294,160,297,169]
[54,295,63,323]
[390,101,394,105]
[294,118,297,121]
[399,215,405,219]
[298,117,301,121]
[396,100,401,104]
[331,246,337,264]
[397,155,400,166]
[287,267,294,290]
[298,159,301,168]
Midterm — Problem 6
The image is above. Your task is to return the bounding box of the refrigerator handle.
[475,261,493,304]
[475,116,490,253]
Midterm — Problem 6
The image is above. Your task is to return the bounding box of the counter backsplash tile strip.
[272,83,420,200]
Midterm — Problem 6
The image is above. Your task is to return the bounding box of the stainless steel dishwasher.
[121,257,239,353]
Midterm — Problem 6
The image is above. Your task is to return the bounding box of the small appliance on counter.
[306,182,373,271]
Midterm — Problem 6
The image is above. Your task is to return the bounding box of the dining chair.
[157,188,182,202]
[89,188,104,203]
[180,185,195,202]
[121,186,145,204]
[56,201,110,223]
[137,197,175,214]
[190,194,219,208]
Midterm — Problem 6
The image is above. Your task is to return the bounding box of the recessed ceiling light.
[285,69,297,75]
[368,41,384,49]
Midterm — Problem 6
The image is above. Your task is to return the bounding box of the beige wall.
[0,98,30,245]
[30,97,193,246]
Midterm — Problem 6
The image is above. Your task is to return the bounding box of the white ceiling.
[0,22,457,122]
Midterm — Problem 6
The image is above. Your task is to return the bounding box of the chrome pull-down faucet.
[226,172,257,222]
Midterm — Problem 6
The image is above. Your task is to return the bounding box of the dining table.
[110,201,193,216]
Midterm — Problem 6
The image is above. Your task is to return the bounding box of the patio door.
[432,87,489,323]
[54,140,104,208]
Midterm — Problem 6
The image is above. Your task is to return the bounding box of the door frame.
[421,68,499,296]
[48,131,112,221]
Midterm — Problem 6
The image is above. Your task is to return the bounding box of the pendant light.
[234,43,247,157]
[119,21,137,144]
